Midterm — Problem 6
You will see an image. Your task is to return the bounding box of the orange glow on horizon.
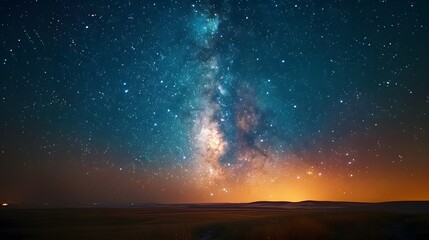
[1,155,428,204]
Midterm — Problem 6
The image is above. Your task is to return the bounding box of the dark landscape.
[1,201,429,240]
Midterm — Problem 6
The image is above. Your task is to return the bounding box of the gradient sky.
[1,0,428,204]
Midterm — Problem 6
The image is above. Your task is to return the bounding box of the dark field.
[1,202,429,240]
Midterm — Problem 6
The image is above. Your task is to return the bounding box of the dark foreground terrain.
[1,201,429,240]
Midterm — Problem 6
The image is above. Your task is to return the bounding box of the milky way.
[1,0,428,203]
[187,2,293,193]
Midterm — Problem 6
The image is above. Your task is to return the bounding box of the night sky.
[1,0,428,204]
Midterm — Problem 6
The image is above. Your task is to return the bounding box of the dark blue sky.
[1,0,428,203]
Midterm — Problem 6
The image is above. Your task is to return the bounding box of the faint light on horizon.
[1,203,8,207]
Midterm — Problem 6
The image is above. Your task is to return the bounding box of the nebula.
[188,3,284,192]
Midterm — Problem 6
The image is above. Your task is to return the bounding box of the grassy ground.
[1,207,428,239]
